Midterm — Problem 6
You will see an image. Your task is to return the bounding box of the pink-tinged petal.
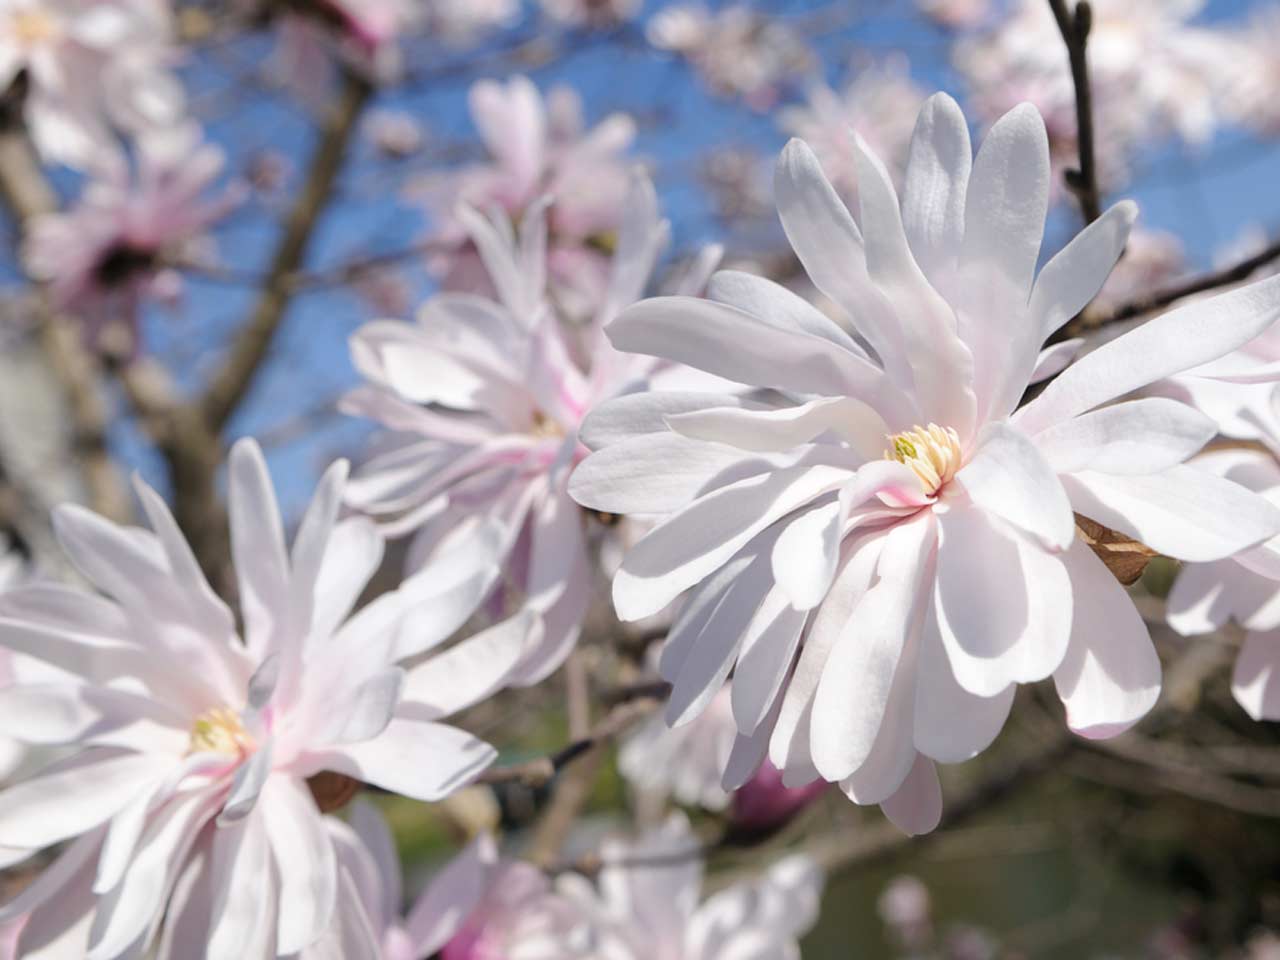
[310,518,385,642]
[707,269,869,357]
[612,460,854,622]
[261,777,336,955]
[94,775,168,895]
[0,683,185,752]
[731,584,807,736]
[1032,399,1216,477]
[12,836,97,958]
[578,390,751,451]
[346,799,400,928]
[469,76,545,197]
[155,838,216,960]
[668,396,890,458]
[775,139,907,379]
[313,668,404,746]
[961,103,1049,302]
[914,608,1015,763]
[1232,629,1280,721]
[219,739,274,825]
[399,611,541,720]
[957,422,1074,550]
[812,513,936,782]
[1062,467,1280,562]
[934,505,1072,697]
[1166,559,1240,636]
[88,792,213,960]
[228,438,290,662]
[350,321,493,409]
[1017,274,1280,435]
[313,718,496,801]
[1028,338,1084,385]
[289,458,350,630]
[0,748,167,850]
[517,485,589,684]
[770,496,846,612]
[607,296,883,400]
[664,532,780,728]
[768,534,884,776]
[1030,202,1137,341]
[901,93,971,285]
[853,131,976,439]
[723,703,777,792]
[207,811,275,960]
[1053,539,1159,738]
[405,834,498,956]
[879,753,942,836]
[570,433,783,516]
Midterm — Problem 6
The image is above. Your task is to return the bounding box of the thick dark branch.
[1080,235,1280,331]
[200,68,372,431]
[1048,0,1102,223]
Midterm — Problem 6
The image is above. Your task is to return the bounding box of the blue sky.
[101,0,1280,517]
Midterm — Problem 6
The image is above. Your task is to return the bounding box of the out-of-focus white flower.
[539,0,640,28]
[572,94,1280,832]
[918,0,991,29]
[423,0,520,44]
[310,799,583,960]
[415,76,636,319]
[0,438,538,958]
[22,124,241,355]
[0,0,182,171]
[878,875,931,950]
[365,108,425,158]
[1218,6,1280,137]
[557,812,823,958]
[345,171,716,686]
[955,0,1241,196]
[1089,227,1187,318]
[647,4,812,111]
[779,55,926,203]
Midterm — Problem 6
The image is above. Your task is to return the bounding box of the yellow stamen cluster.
[884,423,963,495]
[187,707,253,757]
[531,410,564,439]
[10,10,60,46]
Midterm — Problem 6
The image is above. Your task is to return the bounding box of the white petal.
[1032,399,1217,476]
[957,422,1075,550]
[879,753,942,836]
[730,584,808,736]
[901,92,971,284]
[811,513,935,781]
[1233,629,1280,721]
[707,269,867,355]
[668,396,889,457]
[1017,273,1280,435]
[404,834,497,956]
[578,390,749,450]
[207,812,275,960]
[219,739,274,824]
[1028,338,1084,385]
[934,505,1072,697]
[313,668,405,746]
[1062,467,1280,562]
[228,439,290,661]
[261,777,336,955]
[1053,538,1160,738]
[1030,202,1137,340]
[315,718,496,801]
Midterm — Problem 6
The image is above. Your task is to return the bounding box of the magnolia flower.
[22,124,241,354]
[647,4,812,111]
[571,94,1280,832]
[539,0,640,28]
[955,0,1240,195]
[344,171,715,685]
[310,800,582,959]
[917,0,991,29]
[620,684,825,831]
[0,438,538,958]
[415,76,636,318]
[1089,227,1186,318]
[557,813,823,959]
[778,56,926,203]
[423,0,521,44]
[0,0,182,171]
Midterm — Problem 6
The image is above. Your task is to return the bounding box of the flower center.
[9,10,60,47]
[187,707,253,757]
[884,423,962,495]
[531,409,564,439]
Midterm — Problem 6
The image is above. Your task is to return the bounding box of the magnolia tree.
[1,0,1280,956]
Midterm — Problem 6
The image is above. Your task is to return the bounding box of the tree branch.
[1048,0,1102,223]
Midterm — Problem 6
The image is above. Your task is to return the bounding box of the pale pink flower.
[344,172,714,685]
[0,0,182,171]
[416,76,636,319]
[364,108,425,159]
[539,0,640,28]
[647,4,812,111]
[22,124,241,354]
[423,0,521,44]
[955,0,1239,196]
[1217,6,1280,137]
[0,438,538,958]
[571,94,1280,832]
[310,800,582,960]
[556,812,823,959]
[778,55,926,204]
[1089,227,1187,318]
[918,0,991,29]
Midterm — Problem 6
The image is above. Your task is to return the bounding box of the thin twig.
[1048,0,1102,223]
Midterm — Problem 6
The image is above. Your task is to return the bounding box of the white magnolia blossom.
[0,438,539,958]
[415,76,637,318]
[22,123,241,352]
[955,0,1241,194]
[917,0,991,29]
[778,55,926,203]
[571,93,1280,832]
[0,0,182,171]
[619,685,738,811]
[310,800,581,959]
[539,0,640,28]
[345,171,716,685]
[557,813,823,959]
